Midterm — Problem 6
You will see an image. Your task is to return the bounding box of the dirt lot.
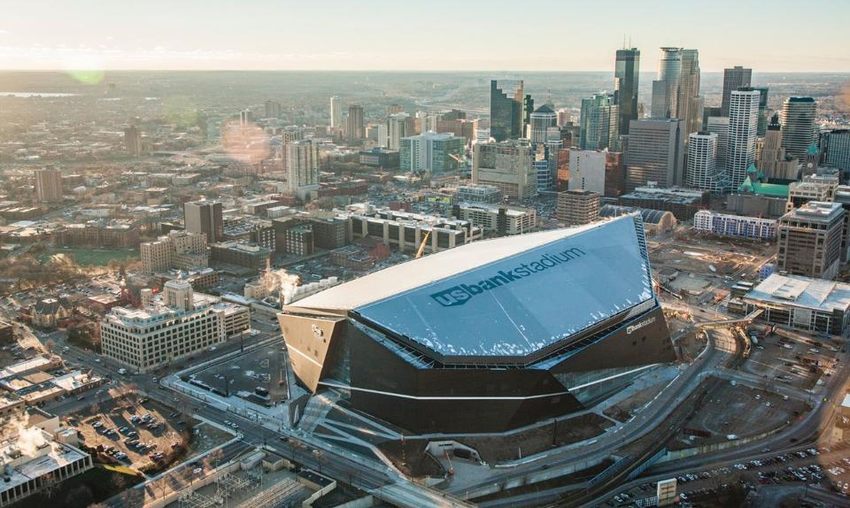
[72,394,192,473]
[668,376,810,451]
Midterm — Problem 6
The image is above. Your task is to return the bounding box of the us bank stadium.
[278,215,674,433]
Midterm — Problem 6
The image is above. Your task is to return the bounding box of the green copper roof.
[807,143,819,156]
[737,174,789,198]
[746,163,758,174]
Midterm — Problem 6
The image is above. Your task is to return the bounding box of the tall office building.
[264,100,282,119]
[529,105,557,145]
[706,116,730,169]
[650,47,683,119]
[676,49,703,135]
[579,94,619,151]
[347,104,365,142]
[614,48,640,136]
[400,132,465,173]
[285,139,320,193]
[567,150,608,195]
[755,87,769,136]
[777,201,844,280]
[329,96,342,129]
[726,88,760,189]
[556,108,571,127]
[124,125,142,156]
[780,97,817,159]
[184,201,223,243]
[387,112,414,150]
[757,114,799,180]
[523,94,534,137]
[624,118,684,191]
[34,168,63,203]
[489,80,524,141]
[720,66,752,116]
[823,129,850,171]
[472,140,536,199]
[686,132,721,192]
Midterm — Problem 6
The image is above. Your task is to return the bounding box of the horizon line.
[1,68,850,75]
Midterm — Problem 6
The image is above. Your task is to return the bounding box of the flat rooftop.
[287,215,654,358]
[745,273,850,312]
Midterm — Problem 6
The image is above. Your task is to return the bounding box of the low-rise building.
[209,241,271,271]
[693,210,777,240]
[454,204,537,235]
[101,282,249,373]
[0,428,93,507]
[743,273,850,335]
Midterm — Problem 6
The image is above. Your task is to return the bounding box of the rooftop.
[286,216,654,359]
[745,273,850,313]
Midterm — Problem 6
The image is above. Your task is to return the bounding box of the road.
[446,328,737,500]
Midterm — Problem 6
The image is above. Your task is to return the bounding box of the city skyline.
[1,0,849,72]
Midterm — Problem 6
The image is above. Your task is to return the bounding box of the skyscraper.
[387,112,414,150]
[529,105,557,145]
[720,66,752,117]
[757,113,799,181]
[184,201,223,243]
[614,48,640,136]
[489,80,524,141]
[34,168,63,203]
[523,94,534,137]
[726,88,761,189]
[676,49,703,136]
[823,129,850,171]
[329,96,342,129]
[285,139,321,193]
[706,116,730,169]
[781,97,818,159]
[625,118,684,191]
[650,47,683,119]
[347,104,365,143]
[755,87,769,136]
[579,94,619,151]
[686,132,720,192]
[264,100,282,119]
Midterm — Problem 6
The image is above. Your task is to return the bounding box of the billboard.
[356,217,654,359]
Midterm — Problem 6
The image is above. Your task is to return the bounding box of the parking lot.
[72,394,191,472]
[744,327,841,392]
[607,444,850,506]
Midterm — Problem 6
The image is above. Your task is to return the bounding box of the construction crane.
[416,231,431,259]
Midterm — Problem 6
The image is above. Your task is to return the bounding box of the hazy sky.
[1,0,849,72]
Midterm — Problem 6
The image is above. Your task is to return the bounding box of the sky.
[1,0,849,73]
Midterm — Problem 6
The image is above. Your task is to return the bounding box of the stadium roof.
[286,215,655,359]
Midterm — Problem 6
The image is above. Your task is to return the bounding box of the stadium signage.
[429,247,586,307]
[626,316,655,334]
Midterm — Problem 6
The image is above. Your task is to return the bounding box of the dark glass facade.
[490,80,524,141]
[614,48,640,136]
